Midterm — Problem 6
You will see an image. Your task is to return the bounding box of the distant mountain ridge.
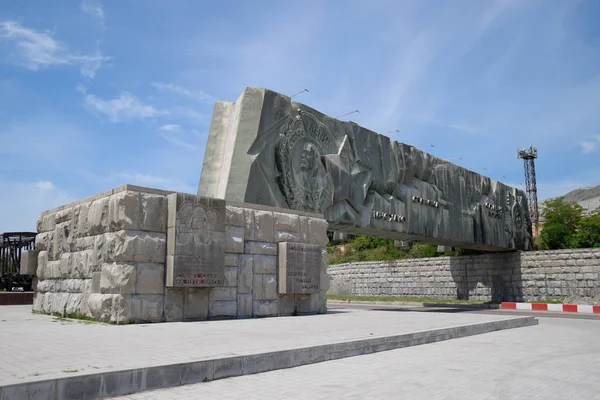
[542,184,600,216]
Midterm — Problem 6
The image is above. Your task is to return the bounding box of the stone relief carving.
[276,110,335,213]
[198,88,533,251]
[166,193,225,287]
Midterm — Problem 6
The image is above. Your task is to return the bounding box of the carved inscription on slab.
[278,242,322,294]
[166,193,225,287]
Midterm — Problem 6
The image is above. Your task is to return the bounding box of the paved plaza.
[116,313,600,400]
[0,305,529,388]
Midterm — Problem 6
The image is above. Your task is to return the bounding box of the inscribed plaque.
[166,193,225,287]
[278,242,323,294]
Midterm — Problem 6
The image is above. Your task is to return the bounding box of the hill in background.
[561,185,600,214]
[541,184,600,217]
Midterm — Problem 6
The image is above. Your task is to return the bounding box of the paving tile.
[118,317,600,400]
[0,304,523,387]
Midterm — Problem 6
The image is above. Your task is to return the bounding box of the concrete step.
[0,315,537,400]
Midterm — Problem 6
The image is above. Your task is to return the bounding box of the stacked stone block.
[328,248,600,303]
[32,185,329,324]
[33,187,169,323]
[222,204,329,318]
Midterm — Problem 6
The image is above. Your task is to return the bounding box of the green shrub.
[351,236,394,251]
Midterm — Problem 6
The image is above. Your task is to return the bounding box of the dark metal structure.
[517,146,539,227]
[0,232,36,291]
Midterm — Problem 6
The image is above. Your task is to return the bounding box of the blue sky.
[1,0,599,232]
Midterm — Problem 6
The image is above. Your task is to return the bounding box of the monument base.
[31,185,329,323]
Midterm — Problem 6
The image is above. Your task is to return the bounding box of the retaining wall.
[328,248,600,303]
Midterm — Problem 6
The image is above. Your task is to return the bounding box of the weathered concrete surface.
[0,305,536,399]
[20,250,39,275]
[198,88,533,252]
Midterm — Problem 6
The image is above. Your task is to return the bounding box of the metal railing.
[0,232,36,291]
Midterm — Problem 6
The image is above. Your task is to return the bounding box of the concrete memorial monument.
[199,87,533,251]
[29,86,532,324]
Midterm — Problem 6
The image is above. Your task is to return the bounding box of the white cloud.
[109,172,196,194]
[157,124,198,150]
[36,181,55,190]
[158,132,198,150]
[152,82,211,102]
[158,124,181,132]
[168,106,207,126]
[82,90,165,122]
[579,135,600,154]
[80,0,105,25]
[0,20,109,78]
[113,173,171,185]
[0,180,74,232]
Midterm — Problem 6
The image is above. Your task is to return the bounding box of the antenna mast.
[517,146,539,229]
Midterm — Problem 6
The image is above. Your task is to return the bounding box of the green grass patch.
[48,312,137,325]
[327,294,497,304]
[52,312,109,325]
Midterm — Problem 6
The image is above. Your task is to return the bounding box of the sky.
[1,0,599,232]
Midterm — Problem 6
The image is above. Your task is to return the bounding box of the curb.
[501,302,600,314]
[328,300,499,309]
[0,317,537,400]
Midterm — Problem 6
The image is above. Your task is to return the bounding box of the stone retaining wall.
[328,248,600,303]
[32,185,329,323]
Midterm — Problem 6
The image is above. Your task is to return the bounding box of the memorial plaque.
[166,193,225,287]
[278,242,323,294]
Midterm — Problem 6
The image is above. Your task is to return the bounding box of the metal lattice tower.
[517,146,539,227]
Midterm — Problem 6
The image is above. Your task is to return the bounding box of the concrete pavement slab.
[117,316,600,400]
[0,305,537,399]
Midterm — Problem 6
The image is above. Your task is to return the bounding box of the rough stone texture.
[100,263,136,295]
[245,241,277,255]
[20,250,39,275]
[253,254,277,274]
[135,263,165,295]
[33,186,328,322]
[328,248,600,303]
[253,275,277,300]
[163,288,183,321]
[225,226,245,253]
[253,300,278,317]
[198,88,532,252]
[184,288,209,320]
[237,293,253,318]
[209,300,237,318]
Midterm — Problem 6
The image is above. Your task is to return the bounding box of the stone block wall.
[32,185,329,323]
[328,248,600,303]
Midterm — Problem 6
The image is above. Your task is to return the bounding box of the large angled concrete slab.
[199,88,533,251]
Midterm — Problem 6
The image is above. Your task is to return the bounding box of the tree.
[539,197,584,249]
[571,210,600,248]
